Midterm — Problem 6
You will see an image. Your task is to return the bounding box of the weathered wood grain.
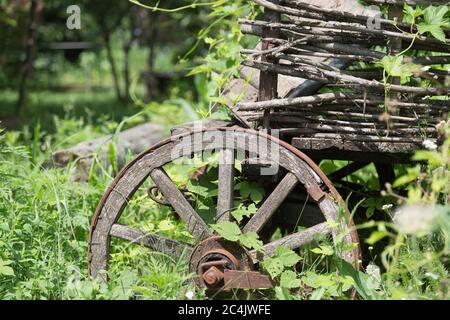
[89,129,360,278]
[258,222,331,258]
[110,224,193,258]
[217,149,235,222]
[243,172,298,233]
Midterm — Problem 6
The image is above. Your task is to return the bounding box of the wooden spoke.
[217,149,235,222]
[243,172,298,234]
[150,168,212,239]
[110,224,193,259]
[255,222,331,258]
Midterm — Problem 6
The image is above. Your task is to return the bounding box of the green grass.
[0,89,137,131]
[0,114,448,299]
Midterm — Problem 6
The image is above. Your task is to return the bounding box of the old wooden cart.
[88,0,450,293]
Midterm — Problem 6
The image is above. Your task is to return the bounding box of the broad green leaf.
[407,186,423,203]
[250,188,264,203]
[275,286,293,300]
[418,24,446,42]
[237,181,251,198]
[379,55,414,80]
[239,231,264,252]
[392,165,421,187]
[417,5,449,42]
[301,272,335,288]
[280,270,301,289]
[365,230,387,245]
[186,181,209,197]
[276,246,301,267]
[261,257,284,278]
[231,203,257,223]
[0,260,14,276]
[310,244,334,256]
[211,222,241,241]
[309,287,326,300]
[236,181,265,203]
[412,150,443,167]
[431,178,447,193]
[403,5,423,24]
[333,257,381,300]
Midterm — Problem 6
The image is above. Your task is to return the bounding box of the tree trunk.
[122,7,140,104]
[145,12,159,101]
[17,0,41,114]
[123,41,131,103]
[102,28,123,102]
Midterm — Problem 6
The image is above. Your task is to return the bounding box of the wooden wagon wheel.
[88,127,360,292]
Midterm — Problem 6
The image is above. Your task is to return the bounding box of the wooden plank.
[258,1,280,128]
[291,138,418,163]
[243,172,298,233]
[150,168,212,239]
[257,222,331,258]
[217,149,235,222]
[292,137,421,153]
[110,224,193,259]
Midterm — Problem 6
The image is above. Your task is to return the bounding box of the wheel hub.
[189,236,273,291]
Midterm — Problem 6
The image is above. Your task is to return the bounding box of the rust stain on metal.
[223,270,274,290]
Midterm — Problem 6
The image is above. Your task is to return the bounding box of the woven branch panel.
[234,0,449,159]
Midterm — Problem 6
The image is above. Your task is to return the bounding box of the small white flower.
[185,290,194,300]
[422,139,437,150]
[382,204,393,211]
[393,204,438,235]
[366,264,381,288]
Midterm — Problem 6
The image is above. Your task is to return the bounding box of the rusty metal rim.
[88,126,361,276]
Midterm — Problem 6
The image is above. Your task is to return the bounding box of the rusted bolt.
[202,266,223,286]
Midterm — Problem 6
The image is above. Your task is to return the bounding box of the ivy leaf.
[211,222,241,241]
[231,203,257,223]
[280,270,301,289]
[418,23,446,42]
[379,55,414,81]
[417,5,449,42]
[239,231,264,252]
[261,257,284,278]
[403,5,423,24]
[236,181,265,203]
[276,246,301,267]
